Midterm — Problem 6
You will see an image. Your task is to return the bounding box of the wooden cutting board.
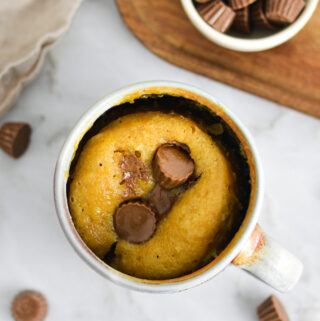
[116,0,320,118]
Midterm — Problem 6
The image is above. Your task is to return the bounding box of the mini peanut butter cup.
[227,0,257,11]
[257,295,290,321]
[114,202,156,244]
[153,142,195,190]
[0,122,31,158]
[251,0,277,29]
[195,0,211,3]
[233,7,251,33]
[266,0,305,24]
[11,290,48,321]
[198,0,236,33]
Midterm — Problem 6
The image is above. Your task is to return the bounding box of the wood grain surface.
[116,0,320,118]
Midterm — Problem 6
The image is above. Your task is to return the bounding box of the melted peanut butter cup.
[153,143,195,190]
[114,202,156,244]
[148,183,175,220]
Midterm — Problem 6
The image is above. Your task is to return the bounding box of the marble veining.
[0,0,319,320]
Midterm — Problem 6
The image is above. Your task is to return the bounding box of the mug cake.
[67,95,251,280]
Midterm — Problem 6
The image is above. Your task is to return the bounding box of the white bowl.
[181,0,319,52]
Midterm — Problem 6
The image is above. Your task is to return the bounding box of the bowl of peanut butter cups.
[181,0,318,51]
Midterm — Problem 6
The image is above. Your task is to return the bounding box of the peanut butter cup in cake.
[68,95,250,280]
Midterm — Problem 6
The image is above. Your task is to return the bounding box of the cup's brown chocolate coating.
[148,183,175,220]
[114,202,156,244]
[195,0,211,2]
[198,0,236,33]
[227,0,257,11]
[233,7,251,33]
[266,0,305,24]
[167,140,190,153]
[251,0,277,29]
[257,295,290,321]
[11,290,48,321]
[0,122,31,158]
[153,143,195,190]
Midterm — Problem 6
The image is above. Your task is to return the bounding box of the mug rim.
[54,80,264,293]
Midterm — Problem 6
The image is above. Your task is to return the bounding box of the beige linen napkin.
[0,0,82,117]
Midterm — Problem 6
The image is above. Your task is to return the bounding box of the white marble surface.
[1,0,320,320]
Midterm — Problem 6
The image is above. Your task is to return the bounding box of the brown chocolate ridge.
[0,122,31,158]
[251,0,277,29]
[227,0,257,11]
[167,140,190,153]
[198,0,236,33]
[257,295,290,321]
[266,0,305,24]
[233,7,251,33]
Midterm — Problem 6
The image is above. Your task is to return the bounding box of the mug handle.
[232,224,303,292]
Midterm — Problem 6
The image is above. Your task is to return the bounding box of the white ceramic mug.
[54,81,303,293]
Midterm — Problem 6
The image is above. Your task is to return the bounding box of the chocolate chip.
[113,202,156,244]
[0,122,31,158]
[257,295,290,321]
[153,142,195,190]
[11,290,48,321]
